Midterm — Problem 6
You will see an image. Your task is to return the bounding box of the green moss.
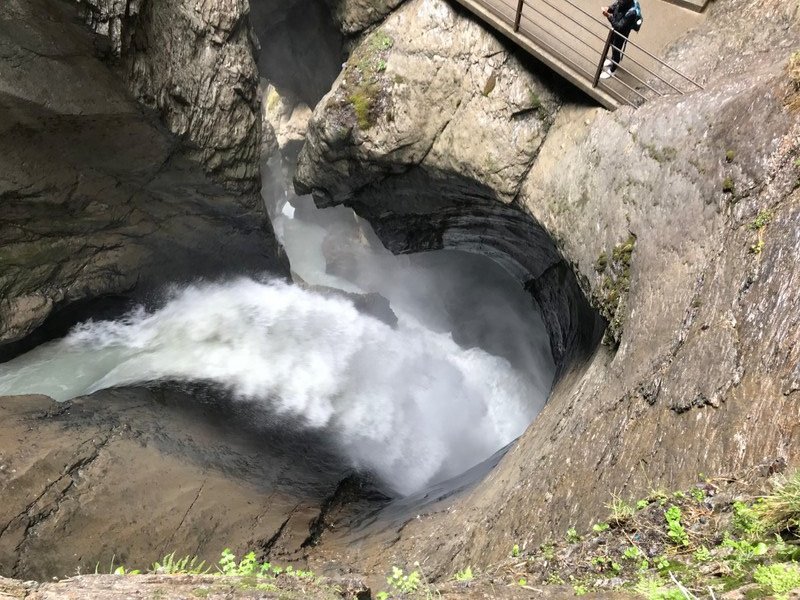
[595,252,608,273]
[343,29,396,130]
[726,150,736,163]
[349,85,380,130]
[723,177,735,194]
[528,88,542,109]
[594,234,637,347]
[370,31,394,51]
[644,144,678,163]
[749,209,774,230]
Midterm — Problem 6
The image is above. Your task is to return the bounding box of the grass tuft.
[754,471,800,535]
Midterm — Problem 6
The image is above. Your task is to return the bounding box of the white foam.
[0,278,545,495]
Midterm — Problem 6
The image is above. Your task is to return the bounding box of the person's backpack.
[626,0,644,32]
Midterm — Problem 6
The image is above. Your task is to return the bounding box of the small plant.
[693,546,712,563]
[218,549,259,576]
[722,177,735,193]
[751,238,766,254]
[592,522,610,533]
[371,31,394,51]
[654,556,671,571]
[672,491,686,500]
[636,499,650,510]
[542,543,556,560]
[511,543,520,557]
[153,552,209,575]
[649,489,669,506]
[634,575,684,600]
[607,497,635,524]
[753,562,800,599]
[664,506,689,547]
[690,487,705,503]
[386,566,421,595]
[546,572,564,585]
[722,536,768,573]
[566,528,581,543]
[732,500,766,537]
[749,209,774,230]
[454,566,474,583]
[518,577,527,586]
[573,583,589,595]
[590,555,607,568]
[624,546,641,560]
[754,471,800,534]
[726,150,736,163]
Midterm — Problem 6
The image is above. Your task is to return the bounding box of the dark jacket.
[607,0,638,33]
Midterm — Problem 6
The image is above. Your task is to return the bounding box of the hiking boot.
[599,69,614,80]
[603,59,613,68]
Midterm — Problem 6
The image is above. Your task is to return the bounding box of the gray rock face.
[296,0,560,206]
[127,0,262,190]
[75,0,262,190]
[0,391,345,580]
[75,0,137,56]
[324,0,407,35]
[0,0,286,357]
[294,0,595,368]
[293,0,800,576]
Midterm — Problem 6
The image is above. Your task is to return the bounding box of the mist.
[0,160,555,498]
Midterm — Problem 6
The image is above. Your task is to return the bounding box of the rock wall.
[323,0,407,35]
[0,391,338,579]
[76,0,262,190]
[294,0,602,369]
[0,0,286,357]
[295,0,800,576]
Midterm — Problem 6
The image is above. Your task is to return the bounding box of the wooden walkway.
[451,0,705,109]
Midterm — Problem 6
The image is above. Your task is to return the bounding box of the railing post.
[593,29,614,87]
[514,0,524,31]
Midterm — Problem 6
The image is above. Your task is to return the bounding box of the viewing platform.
[450,0,707,109]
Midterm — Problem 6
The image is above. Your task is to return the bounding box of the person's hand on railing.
[601,6,610,17]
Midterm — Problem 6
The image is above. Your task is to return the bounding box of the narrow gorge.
[0,0,798,598]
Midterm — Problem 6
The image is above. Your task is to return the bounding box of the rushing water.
[0,179,555,495]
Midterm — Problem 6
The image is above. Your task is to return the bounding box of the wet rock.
[295,0,800,578]
[126,0,262,190]
[75,0,262,189]
[324,0,407,35]
[264,85,314,162]
[0,391,349,580]
[0,0,286,357]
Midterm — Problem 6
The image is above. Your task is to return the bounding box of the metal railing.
[461,0,703,108]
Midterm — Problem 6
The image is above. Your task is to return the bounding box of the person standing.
[600,0,641,79]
